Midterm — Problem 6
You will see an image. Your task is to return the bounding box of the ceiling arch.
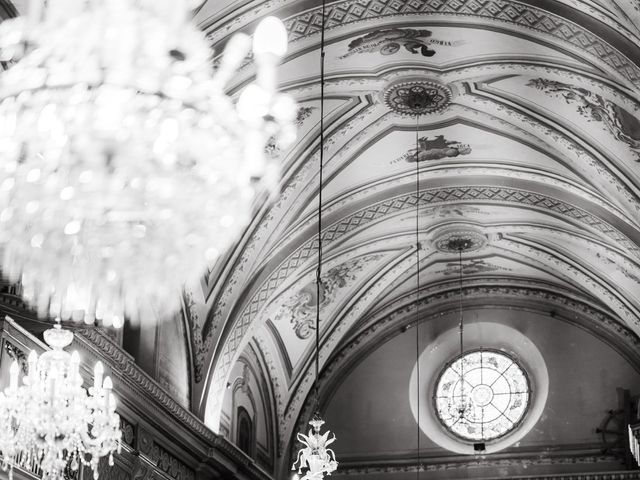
[188,2,640,458]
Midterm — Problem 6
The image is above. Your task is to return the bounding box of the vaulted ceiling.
[184,0,640,475]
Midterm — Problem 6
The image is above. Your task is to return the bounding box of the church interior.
[0,1,639,480]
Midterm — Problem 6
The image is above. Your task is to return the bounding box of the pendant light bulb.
[253,16,288,58]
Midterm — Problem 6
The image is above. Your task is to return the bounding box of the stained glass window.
[434,349,530,441]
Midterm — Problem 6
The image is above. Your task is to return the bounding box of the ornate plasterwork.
[270,255,381,339]
[279,0,640,88]
[206,184,638,427]
[432,229,488,253]
[394,134,472,163]
[197,65,640,392]
[339,28,461,59]
[496,236,640,328]
[183,289,209,383]
[75,328,218,443]
[335,453,625,476]
[383,80,452,115]
[3,339,27,374]
[528,78,640,161]
[463,81,640,213]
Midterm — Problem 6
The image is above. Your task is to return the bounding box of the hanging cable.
[458,247,464,356]
[458,246,465,418]
[414,114,421,478]
[291,3,338,478]
[313,0,327,418]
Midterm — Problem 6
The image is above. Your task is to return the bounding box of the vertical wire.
[314,0,326,415]
[458,247,464,417]
[458,248,463,357]
[414,114,421,478]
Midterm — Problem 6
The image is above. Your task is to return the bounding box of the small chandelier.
[292,417,338,480]
[0,1,295,326]
[291,1,337,478]
[0,322,121,480]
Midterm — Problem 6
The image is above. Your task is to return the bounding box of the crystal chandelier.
[292,417,337,480]
[291,1,337,478]
[0,1,296,326]
[450,244,472,424]
[0,322,121,480]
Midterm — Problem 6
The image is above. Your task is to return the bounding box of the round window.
[433,349,530,442]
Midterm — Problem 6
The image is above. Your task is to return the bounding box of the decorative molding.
[339,28,461,59]
[74,328,218,444]
[4,339,28,374]
[393,134,472,163]
[120,416,136,448]
[528,78,640,161]
[383,80,452,116]
[211,437,272,480]
[95,458,131,480]
[268,255,382,339]
[335,451,625,475]
[432,228,488,253]
[280,0,640,88]
[146,442,195,480]
[477,472,640,480]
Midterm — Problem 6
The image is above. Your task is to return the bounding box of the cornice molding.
[75,328,217,443]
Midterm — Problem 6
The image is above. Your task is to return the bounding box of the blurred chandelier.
[0,0,295,326]
[0,322,121,480]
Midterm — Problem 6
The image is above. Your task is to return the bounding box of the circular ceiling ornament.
[433,229,488,253]
[383,81,452,116]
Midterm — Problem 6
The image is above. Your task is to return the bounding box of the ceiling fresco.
[174,0,640,475]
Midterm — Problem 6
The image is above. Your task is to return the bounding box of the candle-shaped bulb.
[9,360,19,390]
[253,17,288,58]
[28,350,37,375]
[70,350,80,380]
[109,393,117,412]
[103,376,113,411]
[94,361,104,388]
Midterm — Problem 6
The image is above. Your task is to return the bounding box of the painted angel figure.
[292,417,338,479]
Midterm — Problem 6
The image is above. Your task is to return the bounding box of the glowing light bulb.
[9,360,19,390]
[238,84,269,122]
[253,17,288,58]
[27,350,37,375]
[94,361,104,388]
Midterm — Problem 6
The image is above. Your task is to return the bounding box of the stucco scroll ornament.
[292,417,338,479]
[527,78,640,161]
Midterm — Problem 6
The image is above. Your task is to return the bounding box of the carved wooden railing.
[0,316,272,480]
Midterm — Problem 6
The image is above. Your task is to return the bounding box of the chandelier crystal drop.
[0,323,121,480]
[292,417,338,480]
[0,0,296,326]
